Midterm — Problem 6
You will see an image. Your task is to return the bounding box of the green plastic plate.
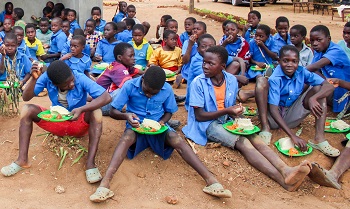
[324,119,350,133]
[0,81,19,89]
[346,133,350,140]
[93,63,110,70]
[243,107,257,116]
[251,64,274,71]
[274,141,313,157]
[166,72,176,78]
[37,110,73,122]
[132,125,169,135]
[222,121,260,135]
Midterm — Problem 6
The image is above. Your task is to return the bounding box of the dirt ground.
[0,0,350,208]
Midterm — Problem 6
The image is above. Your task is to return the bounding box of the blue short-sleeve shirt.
[116,29,132,43]
[180,31,190,44]
[64,53,92,74]
[95,19,106,33]
[48,30,68,54]
[69,20,81,34]
[112,12,127,23]
[18,40,31,58]
[61,40,91,56]
[271,33,292,55]
[244,26,257,43]
[181,40,198,80]
[95,39,121,63]
[0,51,31,81]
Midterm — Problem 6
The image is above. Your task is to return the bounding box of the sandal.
[90,187,115,203]
[85,168,103,184]
[203,183,232,198]
[308,140,340,157]
[308,162,341,189]
[1,162,24,177]
[259,131,272,145]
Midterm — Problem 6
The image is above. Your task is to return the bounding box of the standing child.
[272,16,292,55]
[161,19,182,48]
[112,1,127,23]
[67,9,81,34]
[89,66,232,202]
[0,2,13,30]
[13,26,31,59]
[337,22,350,59]
[62,20,73,40]
[0,60,111,183]
[90,7,106,33]
[36,17,53,52]
[180,17,196,44]
[84,19,103,57]
[13,8,26,30]
[24,24,46,61]
[122,5,140,24]
[242,10,261,43]
[290,24,313,67]
[117,18,135,42]
[0,18,12,45]
[128,24,153,69]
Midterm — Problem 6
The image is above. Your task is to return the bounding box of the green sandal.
[203,183,232,198]
[1,162,24,177]
[85,168,103,183]
[90,187,115,203]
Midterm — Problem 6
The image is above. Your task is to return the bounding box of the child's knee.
[91,109,103,123]
[20,104,39,119]
[256,76,268,90]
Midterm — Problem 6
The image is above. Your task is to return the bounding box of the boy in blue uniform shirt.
[179,17,196,44]
[0,60,111,182]
[13,26,31,59]
[271,16,292,54]
[90,7,106,33]
[112,1,127,23]
[61,29,91,57]
[183,45,312,192]
[307,25,350,113]
[67,9,81,34]
[116,18,134,42]
[242,10,261,43]
[89,66,232,202]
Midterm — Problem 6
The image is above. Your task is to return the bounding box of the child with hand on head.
[13,8,26,30]
[128,24,153,69]
[290,24,313,67]
[13,26,31,59]
[36,17,53,52]
[117,18,135,42]
[154,15,172,42]
[142,21,150,36]
[24,24,46,61]
[0,60,111,183]
[62,20,73,40]
[61,29,91,57]
[0,2,14,31]
[90,7,106,33]
[337,22,350,59]
[122,5,140,24]
[180,17,196,44]
[112,1,127,23]
[271,16,292,54]
[90,66,232,203]
[183,46,312,192]
[0,18,12,45]
[161,19,182,48]
[84,19,103,57]
[97,42,142,115]
[67,9,81,34]
[242,10,261,43]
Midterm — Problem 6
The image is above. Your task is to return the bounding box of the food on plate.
[227,123,238,130]
[163,69,175,76]
[324,121,331,128]
[234,118,254,131]
[42,114,53,119]
[95,63,109,69]
[50,106,70,115]
[278,137,294,150]
[56,114,63,119]
[330,120,350,130]
[288,147,299,157]
[141,119,161,131]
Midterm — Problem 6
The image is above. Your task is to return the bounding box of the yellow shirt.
[213,80,226,111]
[149,47,182,70]
[130,38,154,61]
[24,37,46,57]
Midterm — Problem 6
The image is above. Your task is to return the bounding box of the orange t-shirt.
[213,80,226,111]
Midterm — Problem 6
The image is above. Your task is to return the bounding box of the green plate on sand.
[243,107,257,116]
[166,72,176,78]
[222,121,260,135]
[251,64,274,71]
[346,133,350,140]
[324,119,350,133]
[93,63,110,70]
[132,125,169,135]
[37,110,73,122]
[274,141,313,157]
[0,81,19,89]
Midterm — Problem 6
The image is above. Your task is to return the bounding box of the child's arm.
[110,108,141,128]
[221,35,234,47]
[20,73,31,86]
[307,81,334,118]
[257,41,278,61]
[182,35,197,64]
[155,25,161,39]
[59,53,72,61]
[194,104,243,122]
[0,45,5,74]
[328,78,350,90]
[306,58,331,72]
[22,63,42,101]
[250,57,267,68]
[159,112,172,125]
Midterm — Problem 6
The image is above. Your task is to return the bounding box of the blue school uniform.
[112,11,127,23]
[111,76,178,159]
[18,40,31,58]
[61,40,91,56]
[271,33,292,55]
[95,39,121,63]
[244,26,257,43]
[179,31,190,44]
[0,31,5,46]
[48,30,68,54]
[268,65,324,107]
[312,41,350,112]
[95,19,106,33]
[64,53,92,74]
[69,20,81,34]
[34,71,105,111]
[0,51,31,81]
[181,40,198,80]
[182,71,238,145]
[116,29,132,43]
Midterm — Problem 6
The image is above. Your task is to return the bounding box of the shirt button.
[290,90,292,93]
[288,98,290,100]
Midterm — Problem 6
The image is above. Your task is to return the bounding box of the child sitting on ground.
[13,8,26,30]
[62,20,73,40]
[242,10,261,43]
[180,17,196,44]
[36,17,53,52]
[122,5,140,24]
[116,21,127,34]
[0,60,111,184]
[152,14,172,44]
[0,2,14,31]
[12,26,31,59]
[128,24,153,69]
[112,1,127,23]
[290,24,313,67]
[61,29,91,57]
[271,16,292,54]
[89,66,232,202]
[255,45,339,157]
[0,18,12,44]
[117,18,135,42]
[60,8,70,21]
[161,19,182,48]
[90,7,106,33]
[24,24,46,61]
[337,22,350,59]
[84,19,103,57]
[67,9,81,34]
[182,45,312,192]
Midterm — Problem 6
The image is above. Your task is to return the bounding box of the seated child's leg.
[255,77,270,132]
[226,61,240,75]
[237,89,255,103]
[206,119,239,149]
[101,89,120,116]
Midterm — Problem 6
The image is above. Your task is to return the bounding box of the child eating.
[242,10,261,43]
[180,17,196,44]
[90,7,106,33]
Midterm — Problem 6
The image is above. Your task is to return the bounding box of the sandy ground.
[0,0,350,208]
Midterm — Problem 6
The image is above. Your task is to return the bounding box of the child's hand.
[235,75,249,86]
[189,34,198,44]
[256,62,267,68]
[43,44,50,49]
[60,53,72,61]
[70,107,83,121]
[244,24,251,31]
[126,113,140,128]
[30,61,43,79]
[93,56,102,62]
[255,40,265,47]
[223,35,234,44]
[327,78,339,88]
[291,135,307,152]
[0,45,6,56]
[308,97,323,119]
[227,103,244,117]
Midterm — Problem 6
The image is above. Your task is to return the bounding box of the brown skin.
[242,13,260,38]
[306,31,331,73]
[343,26,350,48]
[161,33,182,74]
[275,22,289,42]
[290,28,305,52]
[182,23,206,64]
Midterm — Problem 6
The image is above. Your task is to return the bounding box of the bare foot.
[284,160,311,191]
[15,161,31,168]
[308,162,341,189]
[237,90,255,103]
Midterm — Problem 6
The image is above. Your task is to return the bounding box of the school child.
[255,45,339,157]
[30,6,53,24]
[116,21,127,34]
[161,19,182,48]
[0,60,111,183]
[90,7,106,33]
[85,19,103,57]
[0,33,31,85]
[0,2,13,29]
[128,24,153,69]
[180,17,196,44]
[182,46,312,192]
[0,18,12,45]
[93,22,121,63]
[154,15,172,42]
[271,16,292,54]
[12,26,31,59]
[36,17,53,52]
[116,18,135,43]
[24,24,46,61]
[112,1,127,23]
[96,43,142,115]
[41,17,67,63]
[67,9,81,34]
[60,8,70,21]
[60,35,91,78]
[141,21,150,36]
[13,8,26,30]
[246,24,278,80]
[290,24,313,67]
[62,20,73,40]
[89,66,232,202]
[46,1,54,9]
[242,10,261,43]
[337,22,350,59]
[218,20,232,45]
[307,25,350,113]
[61,29,91,56]
[122,5,140,24]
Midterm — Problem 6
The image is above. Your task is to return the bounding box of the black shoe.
[168,119,181,130]
[175,94,186,104]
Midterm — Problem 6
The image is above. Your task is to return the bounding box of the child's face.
[127,8,136,18]
[56,75,75,91]
[62,22,70,34]
[4,39,17,56]
[290,29,304,46]
[85,21,95,34]
[225,23,238,38]
[5,4,13,14]
[26,27,36,40]
[132,29,144,46]
[193,23,206,37]
[14,29,24,45]
[120,3,127,13]
[46,1,54,9]
[202,52,224,78]
[160,18,166,27]
[198,38,215,56]
[67,12,76,22]
[117,47,135,67]
[39,21,50,33]
[248,13,260,27]
[255,29,268,43]
[184,19,194,33]
[3,19,12,32]
[91,10,101,21]
[166,21,178,34]
[343,26,350,44]
[141,79,160,98]
[51,20,61,33]
[70,39,84,57]
[276,22,289,38]
[310,31,330,53]
[60,10,66,20]
[279,50,299,78]
[164,33,177,49]
[104,24,116,39]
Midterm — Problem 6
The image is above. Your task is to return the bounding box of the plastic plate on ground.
[251,64,274,71]
[0,81,19,89]
[166,76,176,82]
[37,110,73,122]
[274,141,313,157]
[243,107,257,116]
[324,119,350,133]
[346,133,350,140]
[93,63,110,70]
[222,121,260,135]
[132,125,169,135]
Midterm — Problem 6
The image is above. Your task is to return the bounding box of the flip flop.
[203,183,232,198]
[308,140,340,157]
[1,162,24,177]
[85,168,103,184]
[259,131,272,145]
[90,187,115,203]
[308,162,341,190]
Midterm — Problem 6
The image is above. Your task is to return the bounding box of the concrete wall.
[0,0,103,27]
